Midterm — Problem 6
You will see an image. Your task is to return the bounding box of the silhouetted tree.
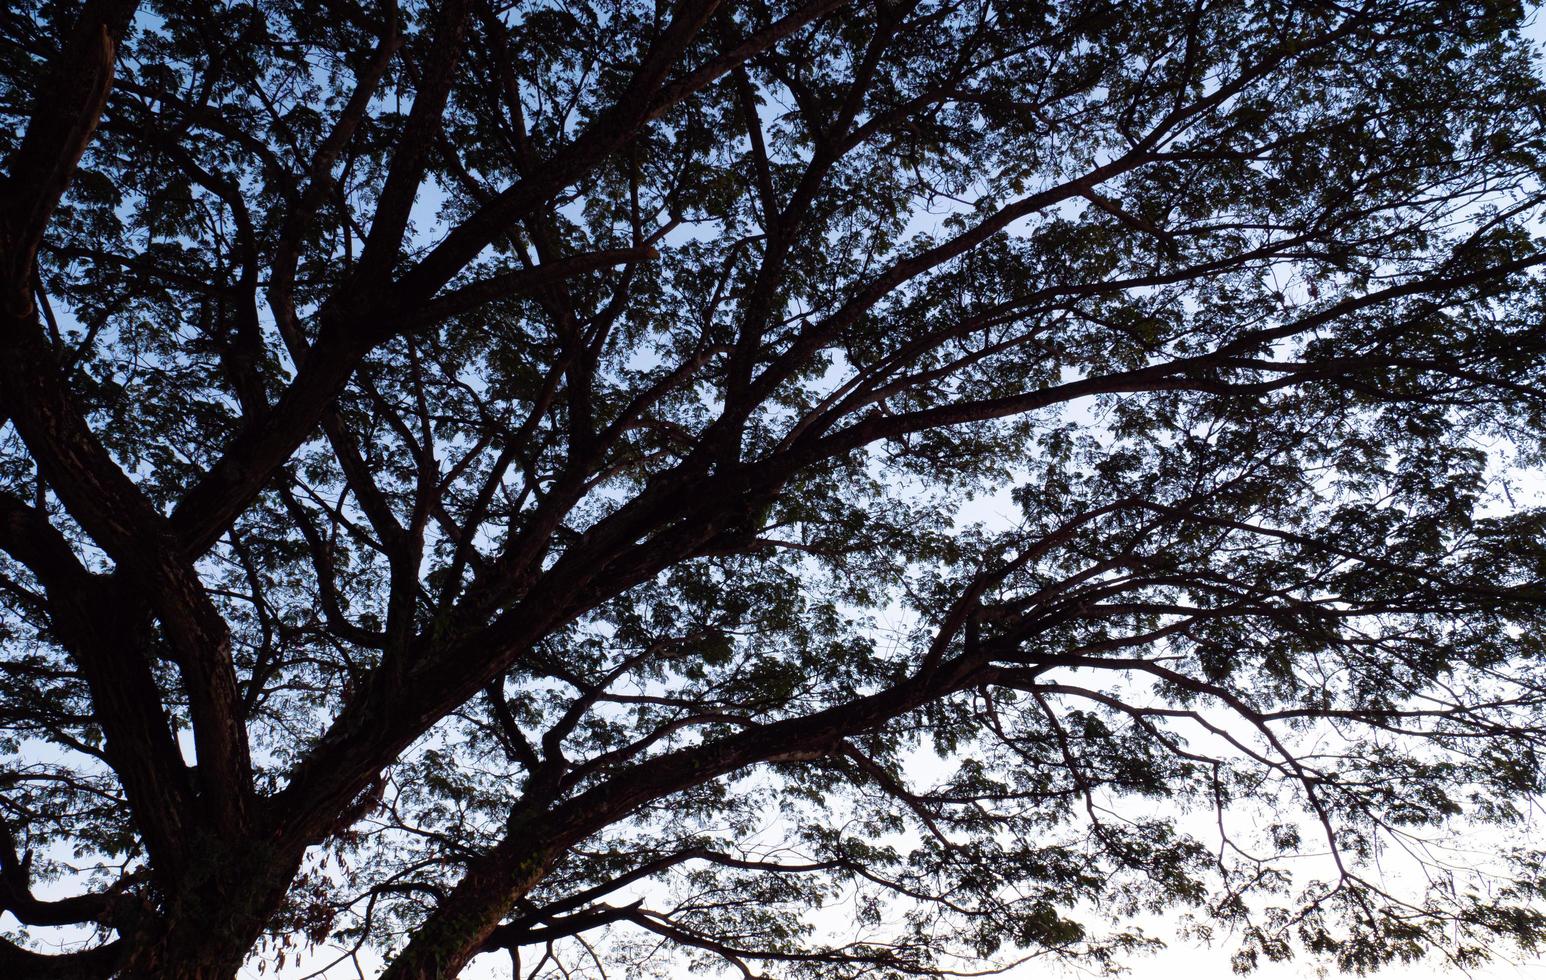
[4,1,1546,977]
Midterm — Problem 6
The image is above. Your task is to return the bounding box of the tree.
[4,0,1546,976]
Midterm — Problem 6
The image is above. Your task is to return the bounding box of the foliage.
[3,0,1546,977]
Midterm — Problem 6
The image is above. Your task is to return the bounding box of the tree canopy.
[5,0,1546,977]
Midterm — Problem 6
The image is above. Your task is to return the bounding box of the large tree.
[4,0,1546,977]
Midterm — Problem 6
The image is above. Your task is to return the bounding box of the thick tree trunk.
[114,836,305,980]
[118,951,244,980]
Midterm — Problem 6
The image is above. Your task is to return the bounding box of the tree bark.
[377,832,554,980]
[113,837,305,980]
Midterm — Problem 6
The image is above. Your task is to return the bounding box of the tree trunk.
[115,835,305,980]
[378,836,553,980]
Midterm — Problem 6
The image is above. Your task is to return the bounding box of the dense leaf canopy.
[4,1,1546,977]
